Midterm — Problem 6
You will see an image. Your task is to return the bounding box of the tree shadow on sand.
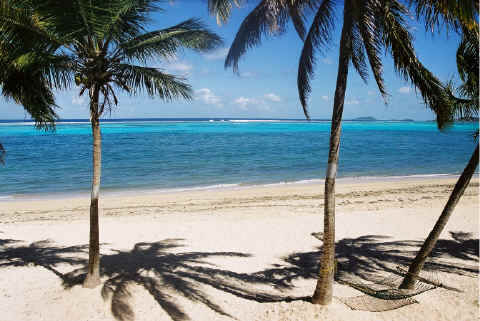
[87,239,299,321]
[0,232,477,320]
[256,231,479,288]
[0,238,302,321]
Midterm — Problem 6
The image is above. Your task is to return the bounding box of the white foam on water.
[229,119,278,123]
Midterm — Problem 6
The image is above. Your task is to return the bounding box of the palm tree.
[400,25,479,289]
[0,42,59,164]
[207,0,475,305]
[0,0,222,288]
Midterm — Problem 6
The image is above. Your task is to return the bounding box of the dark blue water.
[0,120,477,198]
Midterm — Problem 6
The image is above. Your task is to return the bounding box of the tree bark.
[83,87,102,288]
[312,16,352,305]
[400,142,479,289]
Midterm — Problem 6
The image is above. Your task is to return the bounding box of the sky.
[0,0,465,121]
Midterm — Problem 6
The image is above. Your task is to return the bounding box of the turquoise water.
[0,119,477,198]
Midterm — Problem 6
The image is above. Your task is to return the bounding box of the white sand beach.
[0,176,478,321]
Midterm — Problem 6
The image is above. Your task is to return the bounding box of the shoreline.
[0,173,469,202]
[1,175,478,224]
[1,173,478,320]
[1,171,478,321]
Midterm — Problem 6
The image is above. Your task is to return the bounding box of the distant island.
[351,116,377,121]
[350,117,415,121]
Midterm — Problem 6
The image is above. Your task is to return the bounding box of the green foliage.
[208,0,477,128]
[444,26,479,124]
[409,0,479,33]
[0,0,223,120]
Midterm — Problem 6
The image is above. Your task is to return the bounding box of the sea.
[0,118,478,200]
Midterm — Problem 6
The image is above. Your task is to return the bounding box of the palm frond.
[119,19,223,63]
[297,0,336,118]
[287,0,311,41]
[350,23,368,84]
[0,0,65,51]
[410,0,479,33]
[456,26,478,99]
[380,0,453,128]
[358,0,387,101]
[113,64,192,101]
[208,0,243,25]
[225,0,292,72]
[11,52,74,91]
[444,80,478,120]
[98,0,165,45]
[1,68,58,130]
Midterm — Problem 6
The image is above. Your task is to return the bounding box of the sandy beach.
[0,176,478,321]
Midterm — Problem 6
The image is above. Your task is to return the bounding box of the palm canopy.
[445,26,479,122]
[0,36,60,164]
[0,50,58,130]
[208,0,477,128]
[0,0,223,119]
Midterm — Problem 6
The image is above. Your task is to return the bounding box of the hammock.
[336,265,461,312]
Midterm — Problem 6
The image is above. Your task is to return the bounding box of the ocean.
[0,119,477,199]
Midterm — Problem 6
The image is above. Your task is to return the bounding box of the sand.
[0,176,478,321]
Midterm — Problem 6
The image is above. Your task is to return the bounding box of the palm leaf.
[113,64,192,101]
[119,19,223,63]
[97,0,165,45]
[0,0,66,50]
[380,0,452,128]
[225,0,293,72]
[1,68,58,130]
[358,0,387,101]
[350,22,369,84]
[410,0,479,33]
[456,26,478,100]
[208,0,243,25]
[297,0,336,118]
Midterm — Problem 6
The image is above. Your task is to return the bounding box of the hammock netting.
[336,266,461,312]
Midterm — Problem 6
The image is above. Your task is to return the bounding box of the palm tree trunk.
[312,18,352,305]
[83,87,102,288]
[400,142,479,289]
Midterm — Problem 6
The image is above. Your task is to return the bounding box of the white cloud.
[166,61,192,72]
[398,86,411,94]
[321,95,329,101]
[72,95,85,105]
[233,96,270,111]
[233,97,256,110]
[322,58,333,65]
[194,88,223,107]
[264,93,281,102]
[203,48,229,60]
[345,99,360,105]
[240,71,256,78]
[162,58,192,75]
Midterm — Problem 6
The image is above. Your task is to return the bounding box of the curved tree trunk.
[312,16,352,305]
[83,87,102,288]
[400,142,479,289]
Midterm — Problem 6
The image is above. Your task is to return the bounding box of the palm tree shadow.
[0,238,303,321]
[93,239,312,321]
[258,232,479,289]
[0,239,88,283]
[1,233,477,320]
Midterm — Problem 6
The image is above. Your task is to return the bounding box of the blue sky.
[0,0,463,120]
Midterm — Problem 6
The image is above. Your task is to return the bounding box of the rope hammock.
[310,232,466,311]
[336,265,462,312]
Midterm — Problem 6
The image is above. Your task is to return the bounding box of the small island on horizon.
[350,116,415,122]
